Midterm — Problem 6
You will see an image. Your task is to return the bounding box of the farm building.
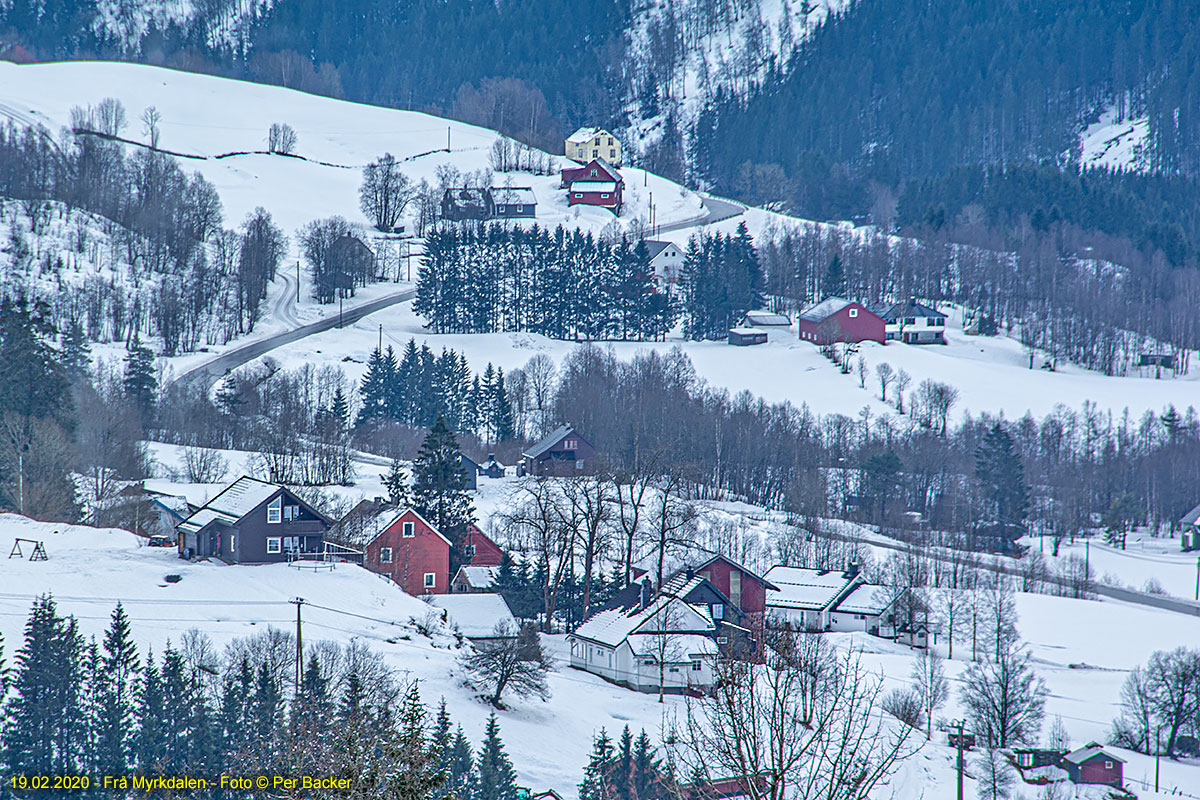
[797,297,886,345]
[520,425,595,476]
[1062,744,1124,787]
[451,564,500,593]
[728,328,767,346]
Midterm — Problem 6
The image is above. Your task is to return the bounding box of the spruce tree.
[122,335,157,425]
[824,254,846,297]
[613,726,634,800]
[96,603,139,775]
[447,725,475,795]
[161,649,197,772]
[61,320,90,383]
[411,415,476,544]
[472,713,519,800]
[357,347,392,426]
[293,652,331,734]
[975,423,1030,544]
[491,369,515,443]
[220,658,254,759]
[136,650,167,772]
[251,663,283,760]
[632,729,661,800]
[385,682,446,800]
[2,595,87,775]
[579,728,613,800]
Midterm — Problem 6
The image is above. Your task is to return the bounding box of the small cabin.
[728,328,767,347]
[1063,743,1124,787]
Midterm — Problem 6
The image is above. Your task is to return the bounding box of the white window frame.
[424,572,436,589]
[267,497,282,524]
[691,660,702,671]
[848,308,859,318]
[402,522,415,538]
[380,547,393,563]
[266,537,281,554]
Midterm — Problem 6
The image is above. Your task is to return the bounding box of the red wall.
[1078,759,1122,786]
[364,510,450,596]
[465,525,504,566]
[697,557,767,616]
[798,302,885,345]
[567,188,622,208]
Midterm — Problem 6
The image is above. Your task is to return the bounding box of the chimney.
[685,566,694,580]
[487,453,496,461]
[640,578,653,610]
[843,561,860,580]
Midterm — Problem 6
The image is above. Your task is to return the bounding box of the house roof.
[626,633,718,659]
[742,311,792,326]
[875,298,946,320]
[364,507,453,548]
[763,565,856,611]
[728,327,766,336]
[1179,502,1200,526]
[455,565,500,589]
[567,126,609,144]
[572,594,713,648]
[492,186,537,206]
[1063,743,1125,765]
[569,180,618,192]
[832,583,893,616]
[522,425,581,460]
[644,240,675,259]
[427,593,517,638]
[798,297,853,322]
[177,476,283,534]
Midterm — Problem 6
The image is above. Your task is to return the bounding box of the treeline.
[0,109,287,354]
[550,346,1200,540]
[0,596,530,800]
[756,224,1200,376]
[357,340,515,444]
[416,225,677,341]
[679,224,761,340]
[1114,647,1200,758]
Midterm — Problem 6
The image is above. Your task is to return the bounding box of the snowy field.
[1029,533,1200,601]
[3,509,1200,799]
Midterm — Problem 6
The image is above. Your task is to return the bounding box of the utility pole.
[1195,556,1199,601]
[339,293,343,329]
[379,324,383,353]
[447,126,451,152]
[296,261,300,303]
[950,720,966,800]
[290,597,305,692]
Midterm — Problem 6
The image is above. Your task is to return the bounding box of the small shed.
[427,593,518,643]
[491,186,537,218]
[741,311,792,327]
[1062,743,1124,786]
[728,328,767,346]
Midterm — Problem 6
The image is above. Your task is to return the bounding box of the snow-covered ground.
[1079,105,1151,172]
[1028,533,1200,600]
[4,509,1200,799]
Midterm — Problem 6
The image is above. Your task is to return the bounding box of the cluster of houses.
[727,297,950,348]
[1010,743,1126,789]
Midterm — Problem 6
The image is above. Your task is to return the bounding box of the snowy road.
[656,193,745,234]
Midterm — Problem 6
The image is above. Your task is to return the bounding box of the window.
[564,439,578,450]
[848,308,858,318]
[228,534,236,551]
[717,636,729,645]
[574,193,583,199]
[711,603,724,620]
[607,137,613,145]
[424,572,436,589]
[668,667,679,673]
[266,537,281,553]
[905,317,916,325]
[601,194,610,199]
[402,522,415,538]
[267,497,282,524]
[643,659,655,666]
[1104,761,1113,770]
[609,149,615,157]
[691,661,702,671]
[283,504,300,521]
[464,544,476,558]
[380,547,392,563]
[592,150,598,158]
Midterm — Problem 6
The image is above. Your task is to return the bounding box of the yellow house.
[565,127,622,166]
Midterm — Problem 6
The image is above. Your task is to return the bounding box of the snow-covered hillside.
[1079,105,1151,172]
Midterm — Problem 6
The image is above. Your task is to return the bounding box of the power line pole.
[949,719,966,800]
[290,597,305,692]
[296,261,300,304]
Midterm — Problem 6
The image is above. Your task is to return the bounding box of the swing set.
[9,537,48,561]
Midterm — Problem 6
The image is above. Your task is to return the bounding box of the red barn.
[362,508,450,596]
[691,555,777,619]
[1063,744,1124,787]
[463,524,504,566]
[562,158,623,213]
[797,297,885,345]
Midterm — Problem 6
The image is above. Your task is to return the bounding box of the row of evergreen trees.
[415,225,677,341]
[492,558,629,631]
[579,726,669,800]
[357,339,514,442]
[0,596,529,800]
[679,224,763,340]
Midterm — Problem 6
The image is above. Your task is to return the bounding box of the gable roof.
[798,297,853,322]
[742,311,792,326]
[523,425,587,460]
[644,240,675,259]
[567,126,611,144]
[572,593,714,648]
[832,582,894,616]
[364,507,452,548]
[454,565,500,589]
[1180,502,1200,526]
[763,565,860,611]
[491,186,537,206]
[178,476,291,534]
[1063,743,1125,765]
[427,593,517,638]
[875,298,946,320]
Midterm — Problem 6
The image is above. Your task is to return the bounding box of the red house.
[463,524,504,566]
[362,508,450,596]
[797,297,885,345]
[562,158,623,213]
[1063,744,1124,787]
[691,555,777,619]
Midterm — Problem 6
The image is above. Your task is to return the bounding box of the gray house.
[177,476,331,564]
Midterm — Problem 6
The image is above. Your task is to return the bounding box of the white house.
[874,298,947,344]
[763,565,894,635]
[566,127,622,166]
[644,240,684,289]
[427,593,517,643]
[568,593,718,693]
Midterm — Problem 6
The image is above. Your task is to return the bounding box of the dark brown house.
[520,425,595,476]
[441,188,494,221]
[176,476,331,564]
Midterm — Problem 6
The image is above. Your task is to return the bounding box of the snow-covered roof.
[427,593,517,639]
[573,594,713,648]
[567,126,609,144]
[742,311,792,326]
[1063,743,1124,765]
[523,425,577,460]
[492,186,536,206]
[728,327,766,336]
[569,181,618,192]
[832,583,892,616]
[798,297,852,322]
[763,566,857,611]
[875,298,946,320]
[456,565,500,589]
[1180,502,1200,526]
[178,476,280,534]
[362,507,452,547]
[627,633,718,659]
